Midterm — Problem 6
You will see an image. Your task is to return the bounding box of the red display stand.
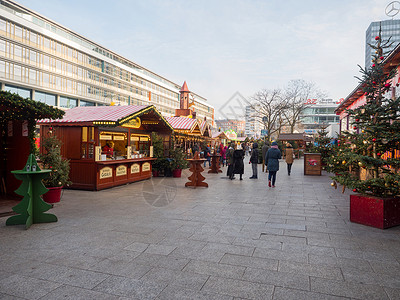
[185,158,208,188]
[350,194,400,229]
[208,154,222,174]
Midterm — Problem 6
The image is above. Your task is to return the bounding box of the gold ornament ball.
[358,162,363,167]
[342,160,346,165]
[331,182,335,186]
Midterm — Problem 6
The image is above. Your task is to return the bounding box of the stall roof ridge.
[165,116,198,131]
[38,105,151,123]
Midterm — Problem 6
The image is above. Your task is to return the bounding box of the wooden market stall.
[165,117,203,155]
[38,105,173,191]
[0,91,64,199]
[278,133,308,158]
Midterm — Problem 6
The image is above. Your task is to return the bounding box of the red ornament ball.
[372,81,376,84]
[375,36,380,40]
[372,64,376,67]
[372,138,376,142]
[377,153,381,156]
[380,56,384,60]
[355,119,360,122]
[385,83,391,88]
[353,188,357,192]
[353,126,357,130]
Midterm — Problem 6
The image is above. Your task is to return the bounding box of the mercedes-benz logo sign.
[386,1,400,17]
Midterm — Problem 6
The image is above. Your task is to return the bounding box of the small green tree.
[39,135,71,187]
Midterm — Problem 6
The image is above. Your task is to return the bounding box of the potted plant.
[151,132,165,177]
[39,135,71,203]
[328,28,400,229]
[169,147,189,178]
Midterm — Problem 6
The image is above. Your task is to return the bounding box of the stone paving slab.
[0,158,399,299]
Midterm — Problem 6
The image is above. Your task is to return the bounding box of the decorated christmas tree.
[38,133,71,188]
[328,26,400,198]
[309,127,334,167]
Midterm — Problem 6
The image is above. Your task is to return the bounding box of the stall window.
[130,134,150,156]
[81,127,95,159]
[100,131,127,159]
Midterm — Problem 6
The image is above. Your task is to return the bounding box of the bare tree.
[281,79,326,133]
[247,89,287,141]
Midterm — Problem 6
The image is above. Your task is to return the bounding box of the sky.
[15,0,391,118]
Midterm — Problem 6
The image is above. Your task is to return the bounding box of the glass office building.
[299,99,340,135]
[0,0,214,121]
[365,19,400,70]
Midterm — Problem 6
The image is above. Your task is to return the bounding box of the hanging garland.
[0,91,65,153]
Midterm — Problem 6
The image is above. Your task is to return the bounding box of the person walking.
[285,143,294,176]
[249,142,259,179]
[226,143,235,179]
[265,141,281,188]
[261,141,270,173]
[203,145,211,167]
[233,143,245,180]
[220,144,227,167]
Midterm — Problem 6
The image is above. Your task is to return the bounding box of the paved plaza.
[0,158,400,300]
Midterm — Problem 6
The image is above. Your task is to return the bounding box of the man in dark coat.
[226,143,235,179]
[232,143,245,180]
[265,141,281,187]
[249,142,259,179]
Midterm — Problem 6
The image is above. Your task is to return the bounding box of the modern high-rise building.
[245,105,263,138]
[299,98,340,135]
[0,0,214,122]
[365,19,400,70]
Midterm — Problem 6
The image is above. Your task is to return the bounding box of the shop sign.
[123,117,141,128]
[131,163,140,174]
[116,165,127,176]
[140,136,149,141]
[113,135,125,141]
[22,120,28,136]
[142,162,151,172]
[8,121,13,137]
[131,136,140,141]
[99,167,113,179]
[100,135,112,140]
[225,129,237,140]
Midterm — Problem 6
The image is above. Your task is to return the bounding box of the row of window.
[0,38,179,108]
[3,84,95,107]
[301,116,339,123]
[0,18,180,101]
[0,4,178,91]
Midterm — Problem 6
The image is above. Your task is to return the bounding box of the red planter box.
[42,186,63,204]
[350,194,400,229]
[172,169,182,178]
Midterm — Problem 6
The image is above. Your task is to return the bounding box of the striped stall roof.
[38,105,150,123]
[165,117,198,131]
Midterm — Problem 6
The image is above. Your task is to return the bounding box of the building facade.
[365,19,400,70]
[299,99,340,135]
[0,0,214,121]
[215,119,245,136]
[244,105,263,138]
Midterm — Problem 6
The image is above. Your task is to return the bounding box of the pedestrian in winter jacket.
[285,143,294,176]
[249,142,259,179]
[265,141,281,188]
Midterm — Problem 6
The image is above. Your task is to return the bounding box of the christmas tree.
[329,26,400,198]
[38,133,71,188]
[309,127,334,167]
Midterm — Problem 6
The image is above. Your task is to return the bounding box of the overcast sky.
[15,0,393,117]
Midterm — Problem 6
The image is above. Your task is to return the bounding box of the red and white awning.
[165,117,198,131]
[38,105,150,123]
